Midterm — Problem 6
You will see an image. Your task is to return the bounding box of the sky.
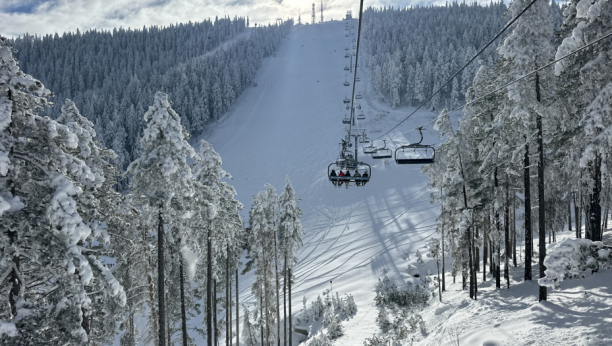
[0,0,459,38]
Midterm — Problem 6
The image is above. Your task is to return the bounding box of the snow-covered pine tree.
[126,91,198,346]
[498,0,556,301]
[277,176,303,346]
[0,37,125,345]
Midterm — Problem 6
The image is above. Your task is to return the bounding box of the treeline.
[424,0,611,302]
[11,19,293,175]
[1,26,303,346]
[360,1,563,110]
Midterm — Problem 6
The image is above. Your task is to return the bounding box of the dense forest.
[361,1,563,110]
[11,18,292,176]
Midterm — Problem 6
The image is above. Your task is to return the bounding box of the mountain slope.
[200,20,441,345]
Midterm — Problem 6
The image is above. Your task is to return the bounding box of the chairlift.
[355,93,363,99]
[344,66,349,71]
[342,115,351,124]
[343,80,350,87]
[352,52,356,56]
[345,47,349,51]
[395,127,436,164]
[356,76,361,82]
[345,34,349,37]
[363,143,377,154]
[371,140,393,159]
[343,97,350,104]
[345,53,350,58]
[328,158,371,188]
[357,112,365,120]
[355,103,361,109]
[352,38,356,42]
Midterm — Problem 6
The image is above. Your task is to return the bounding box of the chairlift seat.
[363,145,377,154]
[343,97,350,104]
[344,81,350,86]
[344,66,349,71]
[371,149,393,159]
[328,160,371,187]
[395,145,435,164]
[342,117,351,124]
[357,114,365,120]
[356,93,363,99]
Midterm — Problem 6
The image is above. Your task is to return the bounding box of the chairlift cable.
[374,0,540,140]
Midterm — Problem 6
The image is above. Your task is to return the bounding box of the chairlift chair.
[363,143,377,154]
[343,80,350,87]
[355,103,361,109]
[345,53,350,58]
[355,93,363,99]
[345,47,349,51]
[371,140,393,159]
[344,66,350,71]
[357,112,365,120]
[356,76,361,82]
[342,115,351,124]
[328,158,371,187]
[395,127,436,164]
[343,97,350,104]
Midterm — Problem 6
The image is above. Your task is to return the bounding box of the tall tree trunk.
[274,233,281,346]
[524,139,533,281]
[180,251,188,346]
[230,271,233,346]
[568,198,573,232]
[535,72,547,302]
[437,258,442,302]
[147,242,159,346]
[284,255,288,345]
[236,269,239,346]
[483,216,488,282]
[442,226,446,290]
[288,268,292,346]
[513,194,517,267]
[494,168,501,289]
[475,226,480,272]
[574,192,581,238]
[472,227,477,299]
[260,289,265,346]
[226,253,230,346]
[214,280,218,346]
[207,230,213,346]
[589,154,602,241]
[505,180,510,289]
[158,208,166,346]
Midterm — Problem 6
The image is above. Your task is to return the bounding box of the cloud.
[0,0,494,38]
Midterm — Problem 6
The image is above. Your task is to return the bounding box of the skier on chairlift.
[330,169,338,187]
[361,171,368,186]
[344,170,351,188]
[353,170,361,186]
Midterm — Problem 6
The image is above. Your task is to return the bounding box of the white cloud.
[0,0,456,38]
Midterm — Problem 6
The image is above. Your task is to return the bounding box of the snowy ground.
[131,20,612,346]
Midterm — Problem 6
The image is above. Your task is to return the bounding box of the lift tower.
[320,0,324,23]
[312,3,316,24]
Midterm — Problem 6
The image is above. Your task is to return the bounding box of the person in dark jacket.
[361,171,368,186]
[330,169,338,187]
[344,170,351,188]
[353,170,361,186]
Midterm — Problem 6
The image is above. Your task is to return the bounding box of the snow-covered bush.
[308,333,333,346]
[376,307,392,333]
[406,264,420,277]
[539,238,612,289]
[416,250,424,265]
[363,334,390,346]
[322,303,344,339]
[375,275,430,309]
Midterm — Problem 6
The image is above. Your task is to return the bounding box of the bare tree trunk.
[274,233,281,346]
[513,194,517,267]
[147,242,159,346]
[483,217,488,282]
[207,230,213,346]
[495,168,501,289]
[236,269,239,346]
[590,154,602,241]
[288,268,292,346]
[284,255,288,345]
[260,289,264,346]
[158,208,166,346]
[442,226,446,291]
[505,180,510,289]
[474,226,480,272]
[524,139,533,281]
[568,198,573,232]
[226,253,230,346]
[214,279,218,346]
[575,192,581,238]
[535,72,547,302]
[180,251,188,346]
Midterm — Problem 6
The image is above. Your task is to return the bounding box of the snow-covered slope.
[199,20,440,344]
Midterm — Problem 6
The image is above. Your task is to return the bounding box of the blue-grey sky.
[0,0,469,38]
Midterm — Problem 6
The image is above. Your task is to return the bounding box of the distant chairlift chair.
[394,127,436,164]
[371,140,393,159]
